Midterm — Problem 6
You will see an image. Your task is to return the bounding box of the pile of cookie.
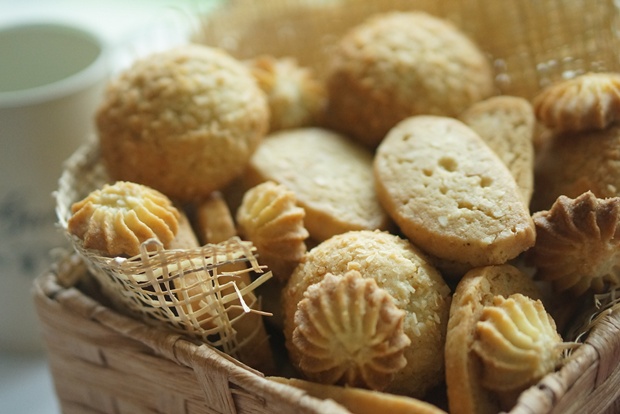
[64,10,620,414]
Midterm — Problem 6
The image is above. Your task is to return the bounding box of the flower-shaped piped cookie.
[526,191,620,296]
[533,72,620,133]
[237,181,309,281]
[472,294,563,394]
[292,270,410,391]
[246,55,326,132]
[67,181,180,257]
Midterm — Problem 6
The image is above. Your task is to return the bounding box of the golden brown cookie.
[269,376,448,414]
[533,72,620,133]
[283,230,451,398]
[472,293,563,395]
[459,96,536,204]
[324,11,494,148]
[194,191,237,245]
[244,127,392,242]
[67,181,180,257]
[236,181,309,282]
[246,55,326,132]
[96,44,269,202]
[532,124,620,211]
[293,270,411,391]
[444,264,547,414]
[526,191,620,296]
[374,115,535,268]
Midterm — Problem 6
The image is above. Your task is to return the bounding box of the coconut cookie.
[96,44,269,202]
[459,96,536,205]
[445,264,562,414]
[244,127,392,242]
[324,11,494,148]
[283,230,452,398]
[374,115,535,268]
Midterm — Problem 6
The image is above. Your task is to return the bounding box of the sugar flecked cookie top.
[374,115,535,267]
[283,230,451,398]
[96,44,269,202]
[244,127,392,242]
[324,11,494,148]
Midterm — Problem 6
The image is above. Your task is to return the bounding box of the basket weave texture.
[37,0,620,413]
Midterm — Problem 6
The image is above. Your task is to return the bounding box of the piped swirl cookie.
[472,293,563,395]
[374,115,535,268]
[293,270,410,391]
[67,181,180,257]
[445,264,547,414]
[283,230,451,398]
[533,72,620,133]
[526,191,620,296]
[237,181,309,281]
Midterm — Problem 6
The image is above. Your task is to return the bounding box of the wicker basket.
[35,0,620,413]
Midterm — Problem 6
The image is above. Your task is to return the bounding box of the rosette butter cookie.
[533,72,620,133]
[472,293,563,395]
[445,264,556,414]
[237,181,309,282]
[67,181,180,257]
[283,230,451,398]
[293,270,410,391]
[526,191,620,296]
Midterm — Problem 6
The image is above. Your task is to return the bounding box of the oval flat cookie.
[374,115,535,267]
[244,127,392,242]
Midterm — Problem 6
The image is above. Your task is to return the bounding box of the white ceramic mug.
[0,21,109,352]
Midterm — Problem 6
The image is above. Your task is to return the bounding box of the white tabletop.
[0,1,215,412]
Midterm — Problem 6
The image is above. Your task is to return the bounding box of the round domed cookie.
[96,44,269,202]
[324,11,494,148]
[532,124,620,211]
[283,230,452,398]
